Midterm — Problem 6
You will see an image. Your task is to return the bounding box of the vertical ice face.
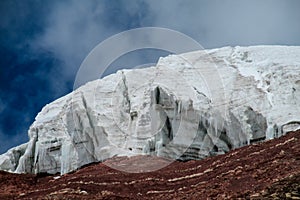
[0,45,300,174]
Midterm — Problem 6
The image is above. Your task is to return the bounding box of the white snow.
[0,45,299,174]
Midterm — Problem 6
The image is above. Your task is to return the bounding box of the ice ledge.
[1,45,299,174]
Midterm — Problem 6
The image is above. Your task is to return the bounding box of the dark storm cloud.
[0,45,63,153]
[1,0,300,153]
[0,0,62,153]
[32,0,300,82]
[0,0,153,153]
[33,0,152,81]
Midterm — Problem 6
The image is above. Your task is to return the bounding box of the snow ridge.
[1,45,299,174]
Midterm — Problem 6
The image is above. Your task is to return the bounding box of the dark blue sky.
[1,0,300,154]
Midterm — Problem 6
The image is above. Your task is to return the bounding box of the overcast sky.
[0,0,300,153]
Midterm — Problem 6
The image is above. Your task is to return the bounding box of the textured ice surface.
[1,46,300,174]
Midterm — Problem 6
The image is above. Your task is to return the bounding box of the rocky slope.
[0,130,299,199]
[0,45,300,175]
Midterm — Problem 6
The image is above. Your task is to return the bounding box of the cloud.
[32,0,300,85]
[0,127,28,153]
[0,0,154,153]
[147,0,300,48]
[28,0,300,93]
[33,0,153,82]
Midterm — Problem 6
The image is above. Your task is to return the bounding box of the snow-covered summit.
[1,45,299,174]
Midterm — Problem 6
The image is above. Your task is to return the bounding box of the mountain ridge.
[0,129,299,199]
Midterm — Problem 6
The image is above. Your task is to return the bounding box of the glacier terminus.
[0,46,299,174]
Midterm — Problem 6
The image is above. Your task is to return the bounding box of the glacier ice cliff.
[1,46,300,174]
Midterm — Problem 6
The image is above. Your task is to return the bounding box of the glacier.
[0,45,300,174]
